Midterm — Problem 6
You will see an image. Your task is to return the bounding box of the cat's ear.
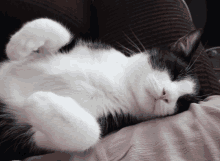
[170,29,203,59]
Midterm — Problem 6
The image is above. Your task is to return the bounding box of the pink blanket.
[24,95,220,161]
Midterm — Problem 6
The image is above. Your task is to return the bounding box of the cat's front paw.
[6,18,72,61]
[6,28,47,61]
[25,91,100,152]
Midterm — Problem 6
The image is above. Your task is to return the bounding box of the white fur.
[25,91,100,151]
[6,18,72,61]
[1,18,197,152]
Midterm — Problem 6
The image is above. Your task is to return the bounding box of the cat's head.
[145,29,202,116]
[100,30,203,138]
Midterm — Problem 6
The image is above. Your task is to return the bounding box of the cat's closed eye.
[162,88,166,96]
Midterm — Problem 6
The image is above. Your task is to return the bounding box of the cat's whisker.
[29,142,37,152]
[196,93,213,98]
[116,41,135,55]
[203,40,209,51]
[185,41,207,72]
[22,137,32,149]
[178,67,196,77]
[179,67,185,76]
[185,64,205,75]
[130,28,146,52]
[178,70,196,79]
[186,40,209,73]
[120,49,131,56]
[178,73,193,78]
[11,131,29,141]
[195,96,211,100]
[186,48,204,73]
[123,31,142,53]
[13,142,19,152]
[187,60,214,76]
[4,143,14,153]
[0,139,7,145]
[113,115,119,127]
[178,73,196,80]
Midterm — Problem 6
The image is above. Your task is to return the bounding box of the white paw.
[25,91,100,152]
[6,30,45,60]
[6,18,72,61]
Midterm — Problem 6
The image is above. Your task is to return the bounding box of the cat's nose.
[160,88,169,103]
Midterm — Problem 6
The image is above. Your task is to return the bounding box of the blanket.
[24,95,220,161]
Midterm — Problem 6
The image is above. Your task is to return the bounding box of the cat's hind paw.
[24,91,100,152]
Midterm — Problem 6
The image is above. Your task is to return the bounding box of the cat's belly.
[53,88,131,119]
[55,86,157,121]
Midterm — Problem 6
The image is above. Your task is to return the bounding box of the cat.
[0,18,201,155]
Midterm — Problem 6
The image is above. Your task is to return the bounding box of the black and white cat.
[1,18,201,153]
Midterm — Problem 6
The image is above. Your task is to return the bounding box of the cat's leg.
[6,18,72,61]
[24,91,100,152]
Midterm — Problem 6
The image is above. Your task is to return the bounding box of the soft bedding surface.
[24,95,220,161]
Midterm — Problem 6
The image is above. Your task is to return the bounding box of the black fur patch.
[148,47,196,81]
[0,101,53,160]
[98,110,146,137]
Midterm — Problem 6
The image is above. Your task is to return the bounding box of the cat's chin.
[153,100,176,116]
